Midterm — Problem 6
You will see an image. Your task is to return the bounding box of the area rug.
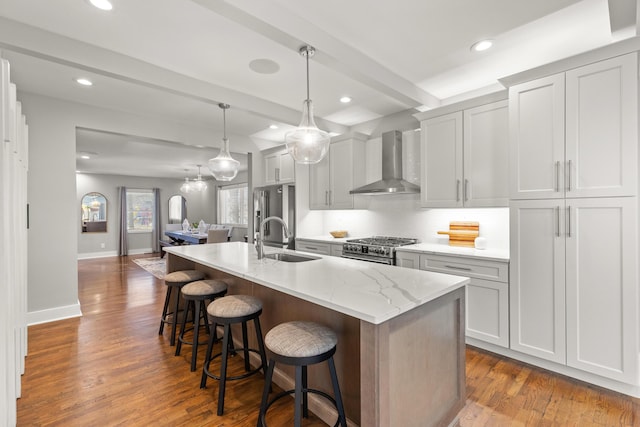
[132,257,166,280]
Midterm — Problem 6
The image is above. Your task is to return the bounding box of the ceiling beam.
[192,0,441,110]
[0,17,349,135]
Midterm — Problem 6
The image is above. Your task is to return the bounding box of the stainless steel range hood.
[350,130,420,195]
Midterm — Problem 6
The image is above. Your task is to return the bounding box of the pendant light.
[208,103,239,181]
[285,45,330,164]
[180,169,192,193]
[191,164,208,191]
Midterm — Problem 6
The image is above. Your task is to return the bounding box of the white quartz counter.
[164,242,468,325]
[397,242,509,262]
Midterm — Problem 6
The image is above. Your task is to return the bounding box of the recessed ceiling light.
[471,39,493,52]
[269,124,278,129]
[89,0,113,11]
[340,96,352,103]
[76,78,93,86]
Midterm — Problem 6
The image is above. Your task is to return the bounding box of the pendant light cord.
[223,107,227,139]
[305,48,310,102]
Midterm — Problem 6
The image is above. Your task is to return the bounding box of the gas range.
[342,236,418,265]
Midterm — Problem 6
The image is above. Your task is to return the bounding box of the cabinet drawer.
[420,254,508,282]
[296,240,331,256]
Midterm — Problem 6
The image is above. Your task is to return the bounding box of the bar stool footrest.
[260,388,342,427]
[202,348,263,383]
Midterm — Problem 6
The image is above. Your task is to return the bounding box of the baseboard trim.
[27,301,83,326]
[78,250,118,259]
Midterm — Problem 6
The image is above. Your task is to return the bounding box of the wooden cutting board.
[437,221,479,247]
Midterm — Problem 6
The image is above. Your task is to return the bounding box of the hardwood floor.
[17,255,640,426]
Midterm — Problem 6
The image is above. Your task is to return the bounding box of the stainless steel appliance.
[253,184,295,250]
[342,236,418,265]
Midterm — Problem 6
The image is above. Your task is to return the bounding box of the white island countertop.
[164,242,469,325]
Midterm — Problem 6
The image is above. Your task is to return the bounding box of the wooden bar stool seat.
[257,321,347,427]
[200,295,268,416]
[158,270,206,346]
[175,279,229,371]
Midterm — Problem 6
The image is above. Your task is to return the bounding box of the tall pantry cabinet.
[509,53,638,385]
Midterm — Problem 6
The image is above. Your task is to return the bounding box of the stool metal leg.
[200,325,217,389]
[217,323,231,416]
[170,285,181,346]
[175,300,193,357]
[294,365,303,427]
[302,365,308,419]
[158,285,172,335]
[256,359,276,427]
[253,317,268,375]
[328,356,348,426]
[190,299,202,371]
[241,321,250,371]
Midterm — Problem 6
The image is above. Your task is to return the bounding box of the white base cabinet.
[510,197,638,384]
[395,250,509,348]
[296,239,344,257]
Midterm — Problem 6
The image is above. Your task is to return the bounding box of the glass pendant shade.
[180,177,192,193]
[209,138,239,181]
[208,103,240,181]
[285,99,330,164]
[192,165,208,191]
[285,45,330,165]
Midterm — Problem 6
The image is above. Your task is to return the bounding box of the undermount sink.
[264,252,319,263]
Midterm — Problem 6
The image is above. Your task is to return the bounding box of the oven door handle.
[341,254,394,265]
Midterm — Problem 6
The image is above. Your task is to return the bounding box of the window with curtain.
[126,189,155,232]
[218,183,248,226]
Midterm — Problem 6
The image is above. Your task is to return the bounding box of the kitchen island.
[164,242,469,427]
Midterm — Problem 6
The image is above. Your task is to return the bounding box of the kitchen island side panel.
[361,287,466,427]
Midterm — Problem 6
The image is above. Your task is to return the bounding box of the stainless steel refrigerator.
[253,184,295,249]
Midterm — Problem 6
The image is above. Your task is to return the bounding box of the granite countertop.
[396,243,510,262]
[164,242,468,325]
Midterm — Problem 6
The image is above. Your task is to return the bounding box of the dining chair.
[207,229,229,243]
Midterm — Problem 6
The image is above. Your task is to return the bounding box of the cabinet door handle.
[566,160,572,192]
[464,179,469,202]
[444,264,473,271]
[555,206,560,237]
[275,168,280,182]
[555,161,560,192]
[456,180,461,202]
[325,191,328,206]
[305,246,318,251]
[566,205,571,238]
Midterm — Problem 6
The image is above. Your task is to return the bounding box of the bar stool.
[200,295,268,416]
[257,321,347,427]
[158,270,206,346]
[175,279,229,371]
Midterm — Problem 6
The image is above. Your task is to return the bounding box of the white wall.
[20,91,259,324]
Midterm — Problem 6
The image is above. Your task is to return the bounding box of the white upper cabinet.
[420,99,509,208]
[510,53,637,200]
[309,136,366,210]
[463,100,509,207]
[421,111,463,207]
[264,149,294,185]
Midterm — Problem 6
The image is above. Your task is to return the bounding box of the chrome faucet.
[256,216,291,259]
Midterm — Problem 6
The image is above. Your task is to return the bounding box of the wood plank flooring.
[16,255,640,426]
